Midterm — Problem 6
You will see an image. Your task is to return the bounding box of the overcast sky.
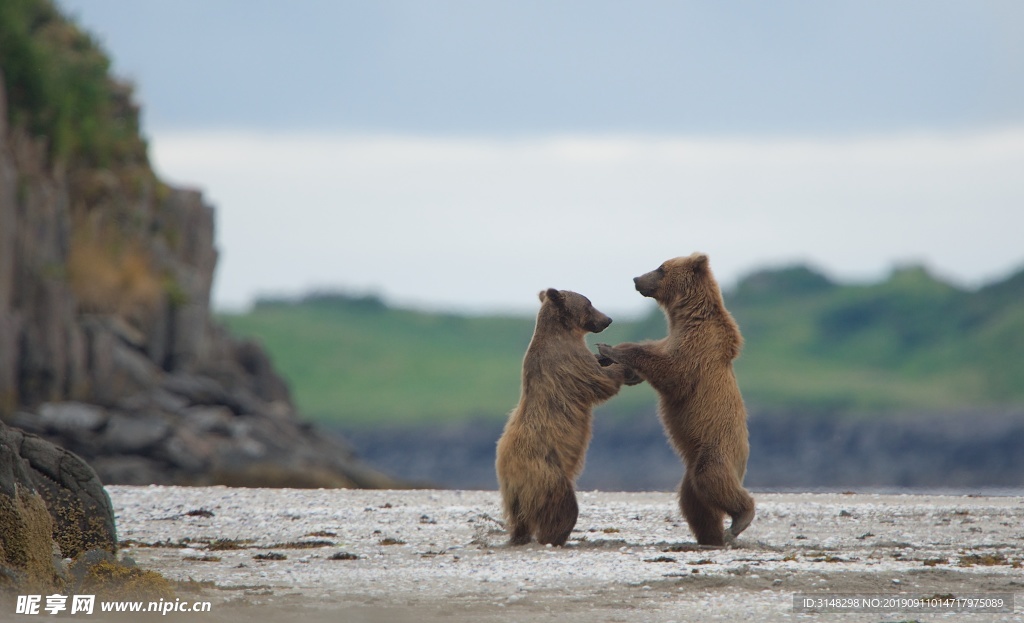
[57,0,1024,315]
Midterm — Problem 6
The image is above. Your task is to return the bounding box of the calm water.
[337,418,1024,494]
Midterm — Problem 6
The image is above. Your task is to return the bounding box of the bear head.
[633,253,719,309]
[537,288,613,334]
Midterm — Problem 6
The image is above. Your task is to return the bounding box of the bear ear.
[541,288,563,305]
[691,253,710,272]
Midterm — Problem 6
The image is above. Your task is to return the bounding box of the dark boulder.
[0,438,57,590]
[1,423,116,561]
[0,422,79,591]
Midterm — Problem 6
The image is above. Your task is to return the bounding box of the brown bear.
[496,288,638,546]
[597,253,754,546]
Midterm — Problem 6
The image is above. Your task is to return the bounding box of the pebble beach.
[106,487,1024,622]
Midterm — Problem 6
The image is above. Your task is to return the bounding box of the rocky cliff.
[0,6,395,488]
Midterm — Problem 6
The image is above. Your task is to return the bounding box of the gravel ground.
[103,487,1023,622]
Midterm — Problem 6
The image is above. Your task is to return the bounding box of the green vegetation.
[223,294,526,425]
[221,292,657,426]
[730,264,1020,411]
[220,264,1024,427]
[0,0,148,167]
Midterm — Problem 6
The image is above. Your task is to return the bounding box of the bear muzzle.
[634,272,660,298]
[586,314,613,333]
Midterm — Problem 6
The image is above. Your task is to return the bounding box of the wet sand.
[106,487,1024,622]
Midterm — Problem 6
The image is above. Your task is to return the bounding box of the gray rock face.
[0,68,398,491]
[37,402,106,435]
[101,413,170,454]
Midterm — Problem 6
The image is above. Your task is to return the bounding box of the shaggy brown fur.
[496,289,637,546]
[597,253,754,545]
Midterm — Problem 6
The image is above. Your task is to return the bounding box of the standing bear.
[597,253,754,546]
[496,289,638,546]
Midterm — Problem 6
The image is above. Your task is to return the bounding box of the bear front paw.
[623,367,644,386]
[596,343,619,362]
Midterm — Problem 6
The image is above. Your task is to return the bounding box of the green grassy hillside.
[729,264,1024,410]
[221,293,659,426]
[220,264,1024,427]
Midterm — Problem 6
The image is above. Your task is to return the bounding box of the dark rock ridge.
[0,70,397,489]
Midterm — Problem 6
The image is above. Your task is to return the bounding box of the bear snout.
[634,273,659,298]
[587,314,613,333]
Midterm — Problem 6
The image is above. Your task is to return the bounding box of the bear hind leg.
[686,461,755,542]
[508,521,532,546]
[535,479,579,547]
[679,473,726,546]
[726,493,755,539]
[504,493,533,546]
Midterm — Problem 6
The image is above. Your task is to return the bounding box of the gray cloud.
[59,0,1024,135]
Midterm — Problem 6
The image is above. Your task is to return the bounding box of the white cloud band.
[151,129,1024,314]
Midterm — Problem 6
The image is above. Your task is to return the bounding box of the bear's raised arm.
[596,342,672,384]
[594,353,644,387]
[559,353,634,403]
